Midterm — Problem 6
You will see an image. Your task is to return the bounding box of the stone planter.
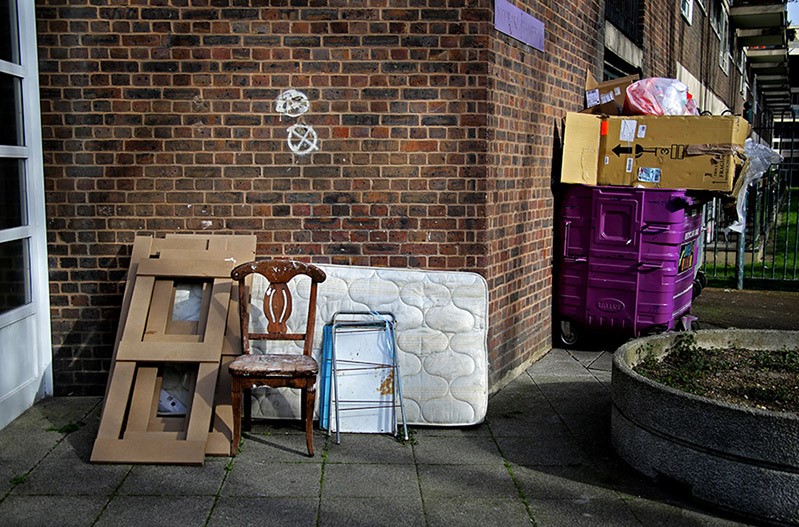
[611,329,799,525]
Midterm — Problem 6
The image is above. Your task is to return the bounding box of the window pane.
[0,72,23,146]
[0,158,25,229]
[0,238,30,316]
[0,0,19,64]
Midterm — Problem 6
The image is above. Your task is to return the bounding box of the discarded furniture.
[91,234,255,464]
[250,264,489,427]
[228,260,327,457]
[320,311,409,444]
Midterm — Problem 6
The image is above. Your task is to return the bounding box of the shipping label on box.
[561,113,750,192]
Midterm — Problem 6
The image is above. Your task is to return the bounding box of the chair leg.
[230,376,243,457]
[304,386,315,457]
[243,387,252,432]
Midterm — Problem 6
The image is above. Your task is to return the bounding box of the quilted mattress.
[248,264,489,426]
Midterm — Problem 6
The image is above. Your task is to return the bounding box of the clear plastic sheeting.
[171,282,203,321]
[157,364,194,415]
[727,139,784,234]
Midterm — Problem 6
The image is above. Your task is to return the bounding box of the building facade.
[26,0,785,400]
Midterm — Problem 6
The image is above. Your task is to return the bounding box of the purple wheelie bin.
[555,184,702,347]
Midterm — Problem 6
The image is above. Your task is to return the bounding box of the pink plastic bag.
[624,77,699,116]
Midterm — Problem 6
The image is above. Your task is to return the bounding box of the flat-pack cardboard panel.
[137,258,236,279]
[117,278,230,363]
[91,438,207,465]
[124,366,159,434]
[561,113,603,186]
[184,362,218,443]
[94,362,136,445]
[92,234,256,464]
[205,356,234,455]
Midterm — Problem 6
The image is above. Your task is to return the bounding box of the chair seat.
[229,354,318,377]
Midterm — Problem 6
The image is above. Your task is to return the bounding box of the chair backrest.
[230,260,327,356]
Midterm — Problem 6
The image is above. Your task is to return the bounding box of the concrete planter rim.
[613,328,799,420]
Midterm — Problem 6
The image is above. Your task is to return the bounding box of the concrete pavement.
[0,346,757,526]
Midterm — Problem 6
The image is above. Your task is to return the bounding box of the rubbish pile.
[554,73,781,348]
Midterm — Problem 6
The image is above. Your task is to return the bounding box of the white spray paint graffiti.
[275,89,318,157]
[286,123,319,156]
[275,89,310,118]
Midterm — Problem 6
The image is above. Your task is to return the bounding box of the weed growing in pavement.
[47,421,84,434]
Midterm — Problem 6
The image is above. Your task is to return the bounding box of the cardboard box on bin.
[561,112,750,192]
[583,74,639,115]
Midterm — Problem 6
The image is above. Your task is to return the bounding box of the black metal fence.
[701,109,799,288]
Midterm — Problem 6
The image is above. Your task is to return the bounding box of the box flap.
[561,113,602,185]
[583,73,640,115]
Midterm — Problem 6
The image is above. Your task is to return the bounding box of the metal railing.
[700,109,799,288]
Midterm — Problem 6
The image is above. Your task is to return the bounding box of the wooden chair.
[228,260,326,457]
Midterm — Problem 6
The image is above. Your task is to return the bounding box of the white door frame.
[0,0,53,430]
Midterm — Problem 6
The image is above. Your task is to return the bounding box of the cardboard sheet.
[91,235,255,464]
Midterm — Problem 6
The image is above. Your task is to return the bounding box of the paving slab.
[623,496,758,526]
[221,460,322,497]
[527,497,642,527]
[321,463,420,499]
[95,496,215,527]
[117,459,229,496]
[236,427,327,463]
[10,446,130,496]
[488,410,568,438]
[416,463,518,499]
[0,495,107,527]
[319,497,425,527]
[208,497,318,527]
[510,463,624,501]
[534,377,612,416]
[324,433,415,464]
[495,430,590,467]
[424,497,531,527]
[527,348,596,378]
[410,435,501,465]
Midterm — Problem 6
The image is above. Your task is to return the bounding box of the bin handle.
[563,220,571,258]
[637,262,663,271]
[642,224,669,233]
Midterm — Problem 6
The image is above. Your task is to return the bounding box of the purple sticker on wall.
[494,0,545,52]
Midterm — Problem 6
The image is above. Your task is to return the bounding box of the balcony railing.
[605,0,643,46]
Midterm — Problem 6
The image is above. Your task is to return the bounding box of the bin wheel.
[558,319,579,348]
[695,270,707,289]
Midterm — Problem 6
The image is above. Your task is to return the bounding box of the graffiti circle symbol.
[286,124,319,156]
[275,89,310,117]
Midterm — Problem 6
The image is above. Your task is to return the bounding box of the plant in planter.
[634,333,799,414]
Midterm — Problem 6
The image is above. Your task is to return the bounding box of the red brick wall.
[38,0,717,396]
[485,0,601,386]
[642,0,743,112]
[37,0,574,395]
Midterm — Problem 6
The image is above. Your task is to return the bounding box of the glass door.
[0,0,52,430]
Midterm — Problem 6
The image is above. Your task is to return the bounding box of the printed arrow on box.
[612,144,685,160]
